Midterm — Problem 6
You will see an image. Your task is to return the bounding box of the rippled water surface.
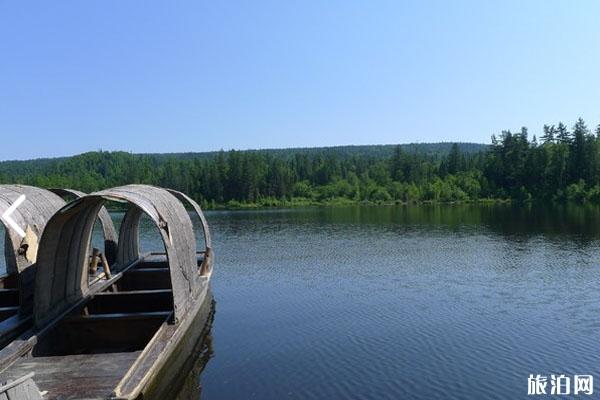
[201,205,600,400]
[3,204,600,399]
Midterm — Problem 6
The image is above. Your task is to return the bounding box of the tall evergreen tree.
[541,124,555,144]
[447,143,462,174]
[569,118,589,181]
[556,122,571,143]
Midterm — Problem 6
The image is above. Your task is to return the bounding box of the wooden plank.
[133,260,169,269]
[0,372,34,392]
[118,268,172,291]
[0,335,37,372]
[0,373,43,400]
[25,382,42,400]
[89,290,173,314]
[95,289,172,296]
[6,381,28,399]
[127,267,169,273]
[0,353,139,399]
[35,313,168,356]
[65,311,171,322]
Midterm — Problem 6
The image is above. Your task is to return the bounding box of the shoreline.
[100,197,600,213]
[204,197,512,211]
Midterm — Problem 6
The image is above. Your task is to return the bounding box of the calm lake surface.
[3,204,600,399]
[201,204,600,400]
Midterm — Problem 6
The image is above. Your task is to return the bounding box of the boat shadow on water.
[172,296,216,400]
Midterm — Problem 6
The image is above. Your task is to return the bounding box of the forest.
[1,119,600,209]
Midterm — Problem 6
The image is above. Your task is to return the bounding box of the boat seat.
[129,267,170,273]
[132,255,205,270]
[94,289,172,296]
[133,261,170,269]
[66,311,172,322]
[118,268,172,290]
[34,312,171,357]
[87,289,174,314]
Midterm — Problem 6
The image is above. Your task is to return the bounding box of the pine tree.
[390,146,404,181]
[570,118,590,181]
[556,122,571,143]
[447,143,462,174]
[541,124,555,143]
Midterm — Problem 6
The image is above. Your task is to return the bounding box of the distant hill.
[0,142,488,170]
[139,142,489,161]
[0,142,490,205]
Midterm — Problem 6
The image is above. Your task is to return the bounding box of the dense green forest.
[1,120,600,208]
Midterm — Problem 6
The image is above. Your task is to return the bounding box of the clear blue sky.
[1,1,599,160]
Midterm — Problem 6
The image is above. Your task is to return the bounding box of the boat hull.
[135,286,215,400]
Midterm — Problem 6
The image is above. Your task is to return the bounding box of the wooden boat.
[0,186,118,350]
[0,185,214,399]
[0,185,66,348]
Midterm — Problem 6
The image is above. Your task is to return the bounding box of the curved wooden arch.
[166,189,213,277]
[48,188,118,265]
[0,185,66,313]
[33,185,204,328]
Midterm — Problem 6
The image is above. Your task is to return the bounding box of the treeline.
[0,120,600,208]
[485,118,600,202]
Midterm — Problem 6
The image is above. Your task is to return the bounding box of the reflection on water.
[174,307,215,400]
[5,203,600,399]
[201,204,600,400]
[170,298,216,400]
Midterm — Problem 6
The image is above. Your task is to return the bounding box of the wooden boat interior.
[0,185,213,399]
[32,251,206,358]
[0,186,120,351]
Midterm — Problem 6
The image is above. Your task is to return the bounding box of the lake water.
[3,204,600,399]
[202,204,600,400]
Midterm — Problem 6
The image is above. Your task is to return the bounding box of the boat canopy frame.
[0,185,66,314]
[33,185,211,328]
[0,185,66,276]
[48,188,118,266]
